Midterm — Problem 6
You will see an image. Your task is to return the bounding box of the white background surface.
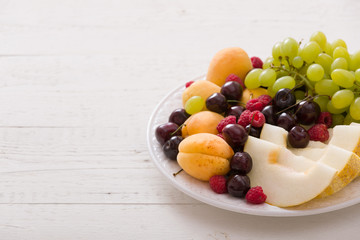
[0,0,360,239]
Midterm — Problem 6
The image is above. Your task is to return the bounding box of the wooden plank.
[0,55,207,88]
[0,127,152,169]
[0,168,195,204]
[0,0,359,55]
[0,204,359,240]
[0,127,190,204]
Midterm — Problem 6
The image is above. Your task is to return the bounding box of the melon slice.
[259,124,360,199]
[245,136,337,207]
[329,125,360,156]
[260,123,288,147]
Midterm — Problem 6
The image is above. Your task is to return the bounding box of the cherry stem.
[275,95,313,115]
[247,114,256,134]
[227,100,246,106]
[281,83,304,101]
[292,96,315,116]
[171,123,185,136]
[173,169,183,177]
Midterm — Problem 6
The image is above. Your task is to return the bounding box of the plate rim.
[146,77,360,217]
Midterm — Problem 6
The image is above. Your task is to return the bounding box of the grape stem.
[271,63,314,92]
[295,73,314,92]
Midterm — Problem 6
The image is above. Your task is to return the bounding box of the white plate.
[146,76,360,217]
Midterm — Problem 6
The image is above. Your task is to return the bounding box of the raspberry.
[257,95,272,107]
[308,124,329,142]
[316,112,332,128]
[185,81,194,88]
[245,186,267,204]
[251,56,263,69]
[216,133,225,140]
[238,110,252,128]
[217,115,237,133]
[250,110,266,127]
[225,73,245,90]
[246,99,265,112]
[209,175,227,194]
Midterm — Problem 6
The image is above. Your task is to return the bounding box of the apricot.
[182,80,221,110]
[206,47,253,87]
[240,88,268,105]
[181,111,224,138]
[177,133,233,181]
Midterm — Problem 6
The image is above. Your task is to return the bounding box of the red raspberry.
[257,95,272,107]
[216,133,225,140]
[246,186,267,204]
[185,81,194,88]
[238,110,252,128]
[246,99,265,112]
[217,115,237,133]
[250,110,266,127]
[209,175,227,194]
[316,112,332,128]
[251,56,263,69]
[225,73,245,90]
[308,124,329,142]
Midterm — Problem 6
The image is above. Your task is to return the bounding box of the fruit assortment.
[155,31,360,207]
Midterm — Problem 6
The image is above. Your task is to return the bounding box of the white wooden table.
[0,0,360,239]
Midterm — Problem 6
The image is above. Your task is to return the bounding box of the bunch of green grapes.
[244,31,360,124]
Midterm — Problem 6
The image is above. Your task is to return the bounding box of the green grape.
[292,56,304,69]
[332,39,347,50]
[327,100,347,114]
[272,42,282,60]
[343,113,351,125]
[307,63,324,81]
[184,96,205,115]
[315,53,333,74]
[331,89,354,109]
[294,90,306,100]
[310,31,327,49]
[331,69,355,88]
[272,76,295,93]
[267,85,276,98]
[355,69,360,82]
[313,95,329,112]
[276,70,289,78]
[298,64,309,76]
[331,114,345,127]
[280,37,299,59]
[314,79,339,96]
[263,57,274,69]
[349,51,360,71]
[259,68,276,87]
[343,113,360,125]
[244,69,262,89]
[273,58,290,70]
[330,57,348,72]
[300,41,321,63]
[324,42,333,56]
[350,97,360,120]
[333,46,350,61]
